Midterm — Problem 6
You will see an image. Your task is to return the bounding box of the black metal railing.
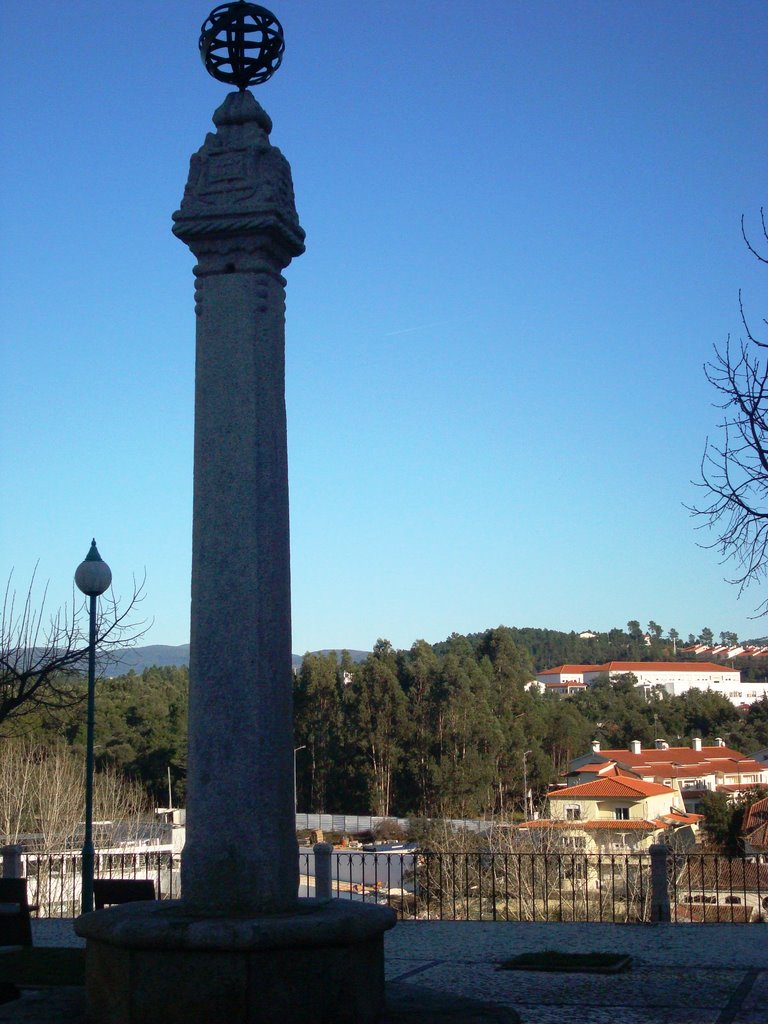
[17,849,768,923]
[308,850,652,923]
[669,852,768,923]
[23,851,180,918]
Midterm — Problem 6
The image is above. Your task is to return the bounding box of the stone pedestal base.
[74,898,396,1024]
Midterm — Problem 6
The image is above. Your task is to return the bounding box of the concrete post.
[649,843,671,922]
[313,842,334,901]
[1,845,23,879]
[172,90,305,915]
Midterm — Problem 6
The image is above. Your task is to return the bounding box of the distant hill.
[103,644,369,676]
[103,645,190,676]
[291,649,370,670]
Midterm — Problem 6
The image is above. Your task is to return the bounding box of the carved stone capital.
[172,90,305,271]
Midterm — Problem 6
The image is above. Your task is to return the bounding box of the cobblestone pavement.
[0,918,763,1023]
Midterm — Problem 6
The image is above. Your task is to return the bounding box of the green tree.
[431,654,502,818]
[294,652,343,812]
[400,639,441,817]
[701,786,768,853]
[348,640,408,816]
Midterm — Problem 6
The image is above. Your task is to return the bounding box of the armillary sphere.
[200,2,285,89]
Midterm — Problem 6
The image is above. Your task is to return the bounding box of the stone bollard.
[649,843,671,922]
[1,845,23,879]
[313,842,334,902]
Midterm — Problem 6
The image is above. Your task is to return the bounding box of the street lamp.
[522,750,533,821]
[75,539,112,914]
[293,745,306,815]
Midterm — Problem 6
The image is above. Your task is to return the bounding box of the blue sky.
[2,1,768,654]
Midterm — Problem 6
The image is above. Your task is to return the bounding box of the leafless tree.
[0,565,147,727]
[0,739,152,915]
[692,211,768,612]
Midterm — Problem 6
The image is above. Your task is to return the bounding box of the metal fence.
[300,849,654,922]
[22,851,180,918]
[11,848,768,923]
[294,814,487,835]
[299,847,768,923]
[669,853,768,923]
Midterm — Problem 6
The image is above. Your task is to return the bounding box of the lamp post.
[294,745,306,815]
[75,540,112,914]
[522,749,533,821]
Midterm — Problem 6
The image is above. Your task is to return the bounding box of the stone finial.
[172,90,305,270]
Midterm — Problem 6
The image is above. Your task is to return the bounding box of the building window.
[614,807,630,820]
[565,806,581,821]
[561,836,587,850]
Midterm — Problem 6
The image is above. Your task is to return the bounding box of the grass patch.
[499,950,631,974]
[0,948,85,986]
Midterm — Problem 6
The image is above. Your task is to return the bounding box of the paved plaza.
[0,918,763,1023]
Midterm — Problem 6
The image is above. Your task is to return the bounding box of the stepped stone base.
[75,898,396,1024]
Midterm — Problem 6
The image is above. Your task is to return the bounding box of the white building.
[536,661,768,706]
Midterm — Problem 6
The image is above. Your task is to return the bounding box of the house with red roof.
[535,661,768,705]
[567,739,768,814]
[742,796,768,861]
[519,771,702,854]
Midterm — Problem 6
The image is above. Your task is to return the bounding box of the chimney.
[654,738,667,750]
[714,737,725,747]
[629,740,641,755]
[692,737,702,752]
[591,740,601,753]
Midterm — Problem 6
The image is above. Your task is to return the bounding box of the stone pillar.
[1,845,23,879]
[75,28,395,1024]
[313,842,333,901]
[649,843,671,922]
[172,89,305,915]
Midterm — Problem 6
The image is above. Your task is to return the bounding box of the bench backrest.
[0,878,33,946]
[93,878,156,910]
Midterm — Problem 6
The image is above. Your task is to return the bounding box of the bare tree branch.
[690,210,768,614]
[0,567,149,727]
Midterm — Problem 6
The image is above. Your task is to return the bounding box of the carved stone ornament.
[172,91,305,270]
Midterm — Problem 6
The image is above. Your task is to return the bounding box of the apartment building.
[535,661,768,705]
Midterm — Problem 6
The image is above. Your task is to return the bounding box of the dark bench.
[0,879,36,947]
[93,879,156,910]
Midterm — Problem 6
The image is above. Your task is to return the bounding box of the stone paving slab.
[16,919,767,1023]
[0,987,84,1022]
[731,969,768,1024]
[387,961,742,1010]
[517,1011,721,1024]
[384,921,768,970]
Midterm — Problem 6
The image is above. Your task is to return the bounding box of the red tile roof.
[656,811,704,825]
[571,763,641,779]
[675,859,768,891]
[538,661,739,676]
[743,796,768,831]
[519,819,658,831]
[550,777,674,799]
[594,746,760,771]
[538,665,601,675]
[745,823,768,850]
